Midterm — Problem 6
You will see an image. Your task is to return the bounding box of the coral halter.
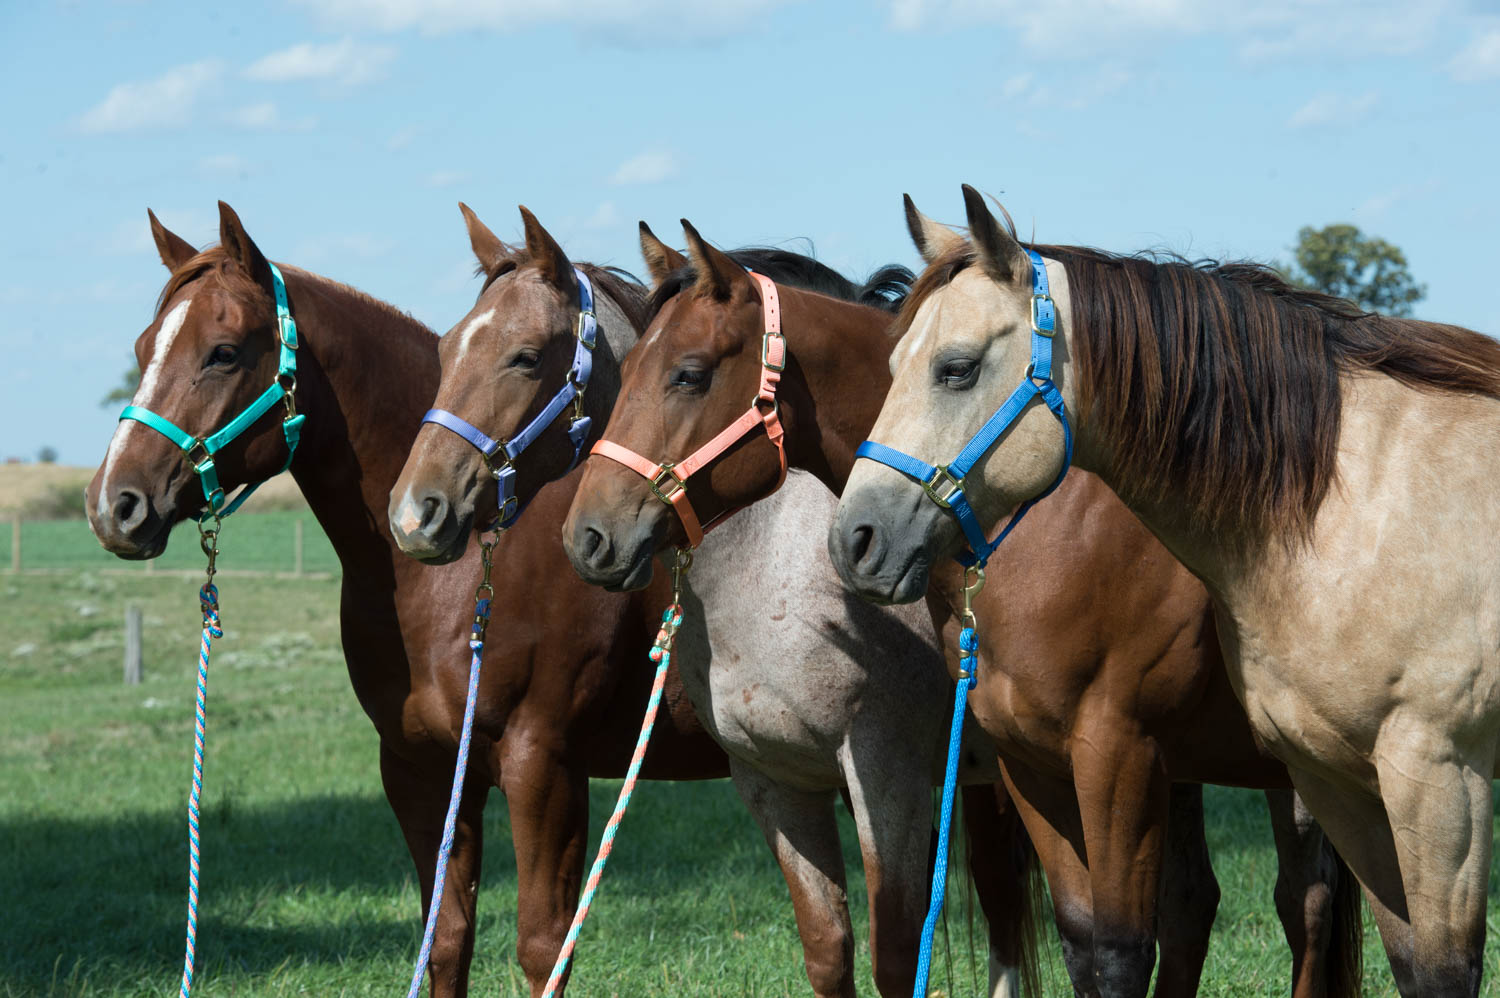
[589,271,787,548]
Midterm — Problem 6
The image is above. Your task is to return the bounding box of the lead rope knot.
[540,548,692,997]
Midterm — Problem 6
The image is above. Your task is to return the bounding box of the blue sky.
[3,0,1498,464]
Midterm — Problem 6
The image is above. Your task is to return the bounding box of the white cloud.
[1449,29,1500,81]
[387,125,422,151]
[890,0,1458,63]
[999,73,1033,100]
[583,201,621,229]
[609,151,677,186]
[425,169,469,188]
[227,102,317,131]
[200,154,253,176]
[1287,91,1379,129]
[290,0,789,39]
[78,60,223,133]
[292,233,398,266]
[245,37,397,87]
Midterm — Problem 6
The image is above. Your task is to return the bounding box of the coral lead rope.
[853,248,1073,998]
[422,268,598,530]
[540,549,693,997]
[120,262,304,521]
[590,271,787,549]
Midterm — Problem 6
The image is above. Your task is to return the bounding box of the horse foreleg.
[960,781,1039,998]
[839,740,930,998]
[1071,728,1169,998]
[499,729,589,997]
[1151,783,1218,998]
[380,741,491,998]
[999,760,1100,998]
[1264,787,1360,998]
[730,759,855,998]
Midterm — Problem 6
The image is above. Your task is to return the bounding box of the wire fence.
[3,512,338,577]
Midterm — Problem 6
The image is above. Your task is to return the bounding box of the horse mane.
[646,248,913,318]
[475,257,651,335]
[903,243,1500,542]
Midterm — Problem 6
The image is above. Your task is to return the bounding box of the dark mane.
[903,243,1500,542]
[476,258,651,334]
[646,248,912,319]
[156,246,266,320]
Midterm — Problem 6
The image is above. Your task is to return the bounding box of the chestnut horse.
[834,184,1500,997]
[568,216,1362,998]
[386,205,1030,998]
[85,202,730,998]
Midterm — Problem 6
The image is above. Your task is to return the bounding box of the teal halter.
[119,262,306,520]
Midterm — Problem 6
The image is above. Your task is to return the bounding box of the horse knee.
[515,924,566,992]
[798,921,855,997]
[870,940,918,997]
[1092,934,1155,998]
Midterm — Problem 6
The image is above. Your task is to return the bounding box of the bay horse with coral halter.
[833,184,1500,997]
[84,202,732,998]
[388,203,1027,998]
[570,215,1364,998]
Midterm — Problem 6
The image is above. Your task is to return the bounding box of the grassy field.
[3,519,1498,996]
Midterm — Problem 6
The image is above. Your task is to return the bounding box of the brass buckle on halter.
[761,332,786,372]
[1030,294,1056,338]
[186,440,211,471]
[482,450,513,482]
[577,310,595,346]
[649,463,686,505]
[922,465,964,509]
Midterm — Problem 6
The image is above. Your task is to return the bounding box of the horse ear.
[680,219,748,301]
[903,194,965,265]
[459,202,516,276]
[961,184,1028,284]
[217,201,273,288]
[518,205,577,295]
[639,221,686,289]
[148,209,197,271]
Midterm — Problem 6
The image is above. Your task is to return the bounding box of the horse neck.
[782,290,896,491]
[280,268,441,573]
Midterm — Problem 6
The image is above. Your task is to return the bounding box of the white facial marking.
[97,297,193,515]
[453,307,496,365]
[395,486,423,537]
[892,297,940,371]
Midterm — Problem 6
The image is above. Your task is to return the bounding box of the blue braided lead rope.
[405,596,492,998]
[179,583,222,998]
[912,625,979,998]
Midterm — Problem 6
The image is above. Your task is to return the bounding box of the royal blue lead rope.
[854,249,1072,998]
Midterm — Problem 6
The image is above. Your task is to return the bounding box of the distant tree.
[37,446,58,464]
[101,357,140,408]
[1287,223,1425,316]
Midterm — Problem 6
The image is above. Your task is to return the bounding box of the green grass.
[2,512,338,574]
[3,554,1498,995]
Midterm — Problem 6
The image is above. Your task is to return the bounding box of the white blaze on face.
[96,297,193,516]
[452,307,495,366]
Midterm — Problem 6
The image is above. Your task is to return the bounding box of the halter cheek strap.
[422,267,598,530]
[119,262,305,521]
[854,248,1073,568]
[589,271,787,549]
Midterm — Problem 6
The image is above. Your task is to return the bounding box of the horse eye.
[938,359,978,388]
[209,345,239,366]
[670,368,710,391]
[510,349,541,370]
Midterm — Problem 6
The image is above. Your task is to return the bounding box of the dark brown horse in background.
[84,202,729,997]
[560,216,1363,998]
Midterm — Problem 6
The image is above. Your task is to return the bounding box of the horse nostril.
[418,494,449,536]
[113,488,147,532]
[580,526,609,565]
[850,524,878,568]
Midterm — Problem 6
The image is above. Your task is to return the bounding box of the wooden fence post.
[293,519,304,577]
[124,605,143,685]
[10,517,19,573]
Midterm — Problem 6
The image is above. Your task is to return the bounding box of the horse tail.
[1326,845,1365,998]
[960,781,1043,998]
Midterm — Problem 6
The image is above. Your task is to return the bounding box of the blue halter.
[854,248,1073,569]
[119,262,305,521]
[422,267,597,530]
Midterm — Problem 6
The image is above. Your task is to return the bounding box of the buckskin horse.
[385,204,1032,998]
[833,184,1500,996]
[84,202,734,997]
[564,215,1362,998]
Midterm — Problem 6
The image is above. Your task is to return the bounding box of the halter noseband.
[589,271,787,549]
[119,262,305,520]
[854,249,1073,568]
[422,267,598,530]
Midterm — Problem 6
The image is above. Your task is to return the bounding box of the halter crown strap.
[422,267,597,530]
[589,271,787,549]
[854,248,1072,568]
[119,261,304,520]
